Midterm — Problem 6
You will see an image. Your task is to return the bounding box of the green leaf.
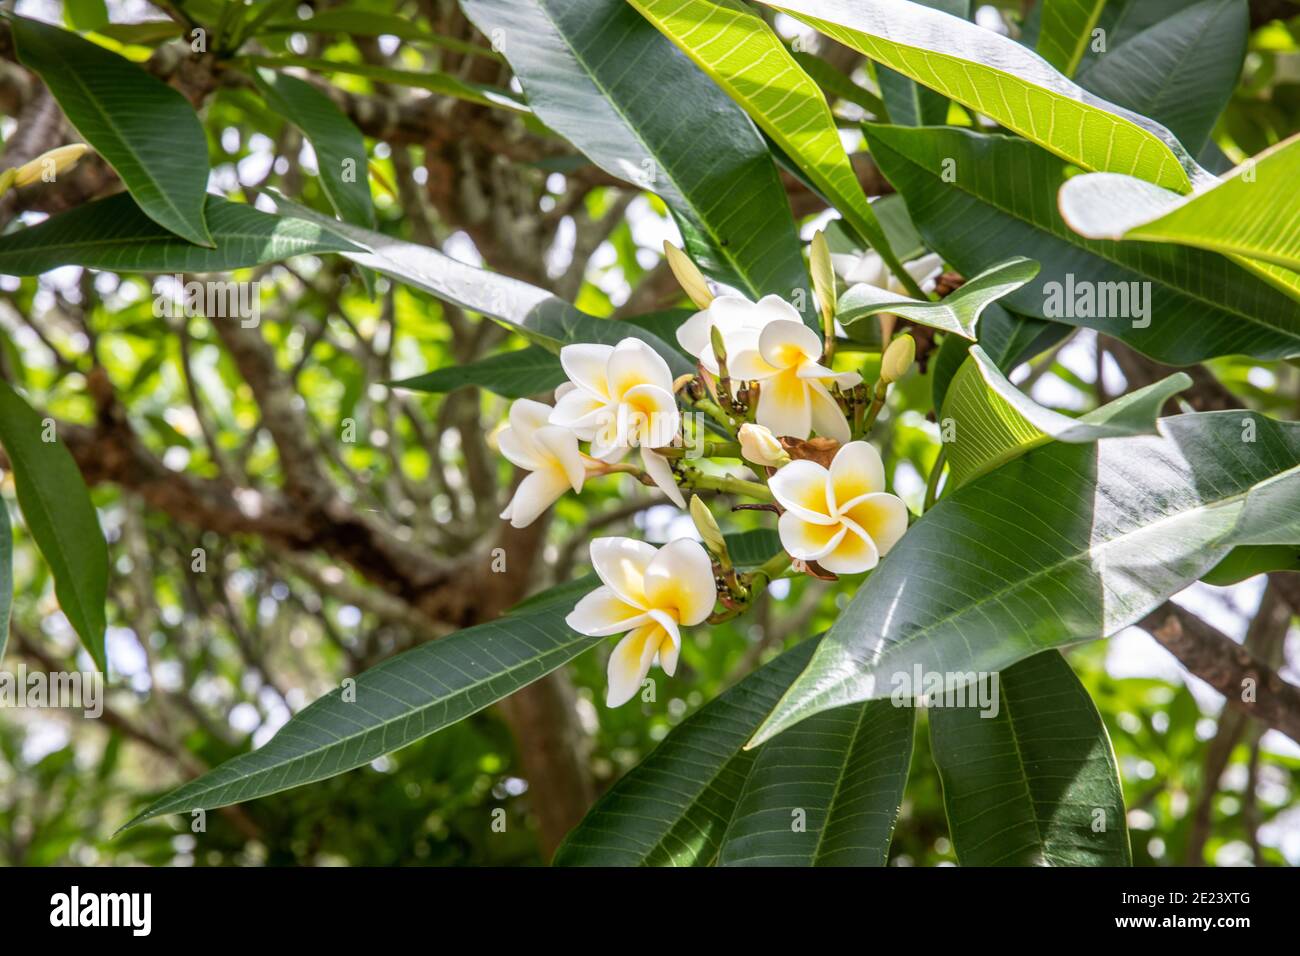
[755,0,1206,192]
[10,15,213,247]
[1074,0,1247,154]
[0,498,11,663]
[864,123,1300,364]
[940,344,1190,487]
[0,380,107,671]
[749,411,1300,747]
[717,699,913,866]
[270,194,694,377]
[725,528,784,568]
[838,257,1040,340]
[1059,135,1300,273]
[0,193,359,275]
[875,0,968,126]
[388,346,566,399]
[930,304,1069,411]
[554,637,819,866]
[243,55,527,115]
[1036,0,1106,76]
[63,0,109,32]
[459,0,810,306]
[251,69,375,228]
[929,650,1131,866]
[627,0,922,297]
[120,579,602,830]
[1201,545,1300,586]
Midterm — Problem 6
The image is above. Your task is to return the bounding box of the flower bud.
[13,144,89,188]
[663,241,714,310]
[810,230,836,323]
[738,423,790,467]
[0,167,15,198]
[689,495,728,561]
[880,334,915,385]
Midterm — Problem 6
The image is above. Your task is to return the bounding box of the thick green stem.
[682,471,773,501]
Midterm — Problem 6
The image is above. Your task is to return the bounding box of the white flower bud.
[739,423,790,467]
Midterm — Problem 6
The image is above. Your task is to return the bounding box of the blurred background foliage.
[0,0,1297,866]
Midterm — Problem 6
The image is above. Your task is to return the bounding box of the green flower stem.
[682,470,773,501]
[923,445,947,512]
[861,379,889,433]
[655,441,742,460]
[693,397,737,434]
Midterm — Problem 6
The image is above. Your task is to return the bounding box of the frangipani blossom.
[675,293,800,375]
[769,441,909,575]
[738,422,788,467]
[549,338,685,507]
[729,320,861,442]
[567,537,716,706]
[830,250,944,296]
[498,398,597,529]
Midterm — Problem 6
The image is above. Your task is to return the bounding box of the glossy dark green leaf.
[63,0,109,32]
[554,637,819,866]
[121,579,601,830]
[460,0,810,306]
[718,699,913,866]
[1036,0,1106,76]
[389,346,565,399]
[0,192,358,275]
[929,650,1131,865]
[252,69,375,228]
[865,123,1300,364]
[750,411,1300,747]
[876,0,968,125]
[0,380,107,671]
[10,15,212,246]
[930,304,1069,412]
[1075,0,1247,153]
[272,194,693,376]
[1201,545,1300,586]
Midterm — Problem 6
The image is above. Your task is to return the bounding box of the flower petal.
[758,319,823,370]
[777,510,846,561]
[620,384,680,448]
[840,491,910,557]
[657,631,681,677]
[751,294,805,327]
[608,337,673,398]
[534,425,587,493]
[641,448,686,508]
[567,586,652,637]
[831,250,886,286]
[589,536,656,609]
[644,537,715,626]
[606,623,662,707]
[729,347,779,381]
[818,523,880,574]
[500,469,569,528]
[756,367,812,439]
[560,343,613,399]
[549,387,606,436]
[828,440,886,509]
[497,426,542,471]
[768,459,836,523]
[808,382,852,444]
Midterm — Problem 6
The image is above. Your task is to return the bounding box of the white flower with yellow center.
[728,320,861,442]
[769,441,909,575]
[549,338,685,507]
[498,398,597,529]
[566,537,716,706]
[675,293,800,375]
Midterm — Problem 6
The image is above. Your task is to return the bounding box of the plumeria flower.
[729,320,861,442]
[498,398,598,528]
[675,293,801,375]
[831,250,944,296]
[566,537,716,706]
[769,441,909,575]
[549,338,685,507]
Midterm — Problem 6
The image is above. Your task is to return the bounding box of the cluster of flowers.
[494,239,927,705]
